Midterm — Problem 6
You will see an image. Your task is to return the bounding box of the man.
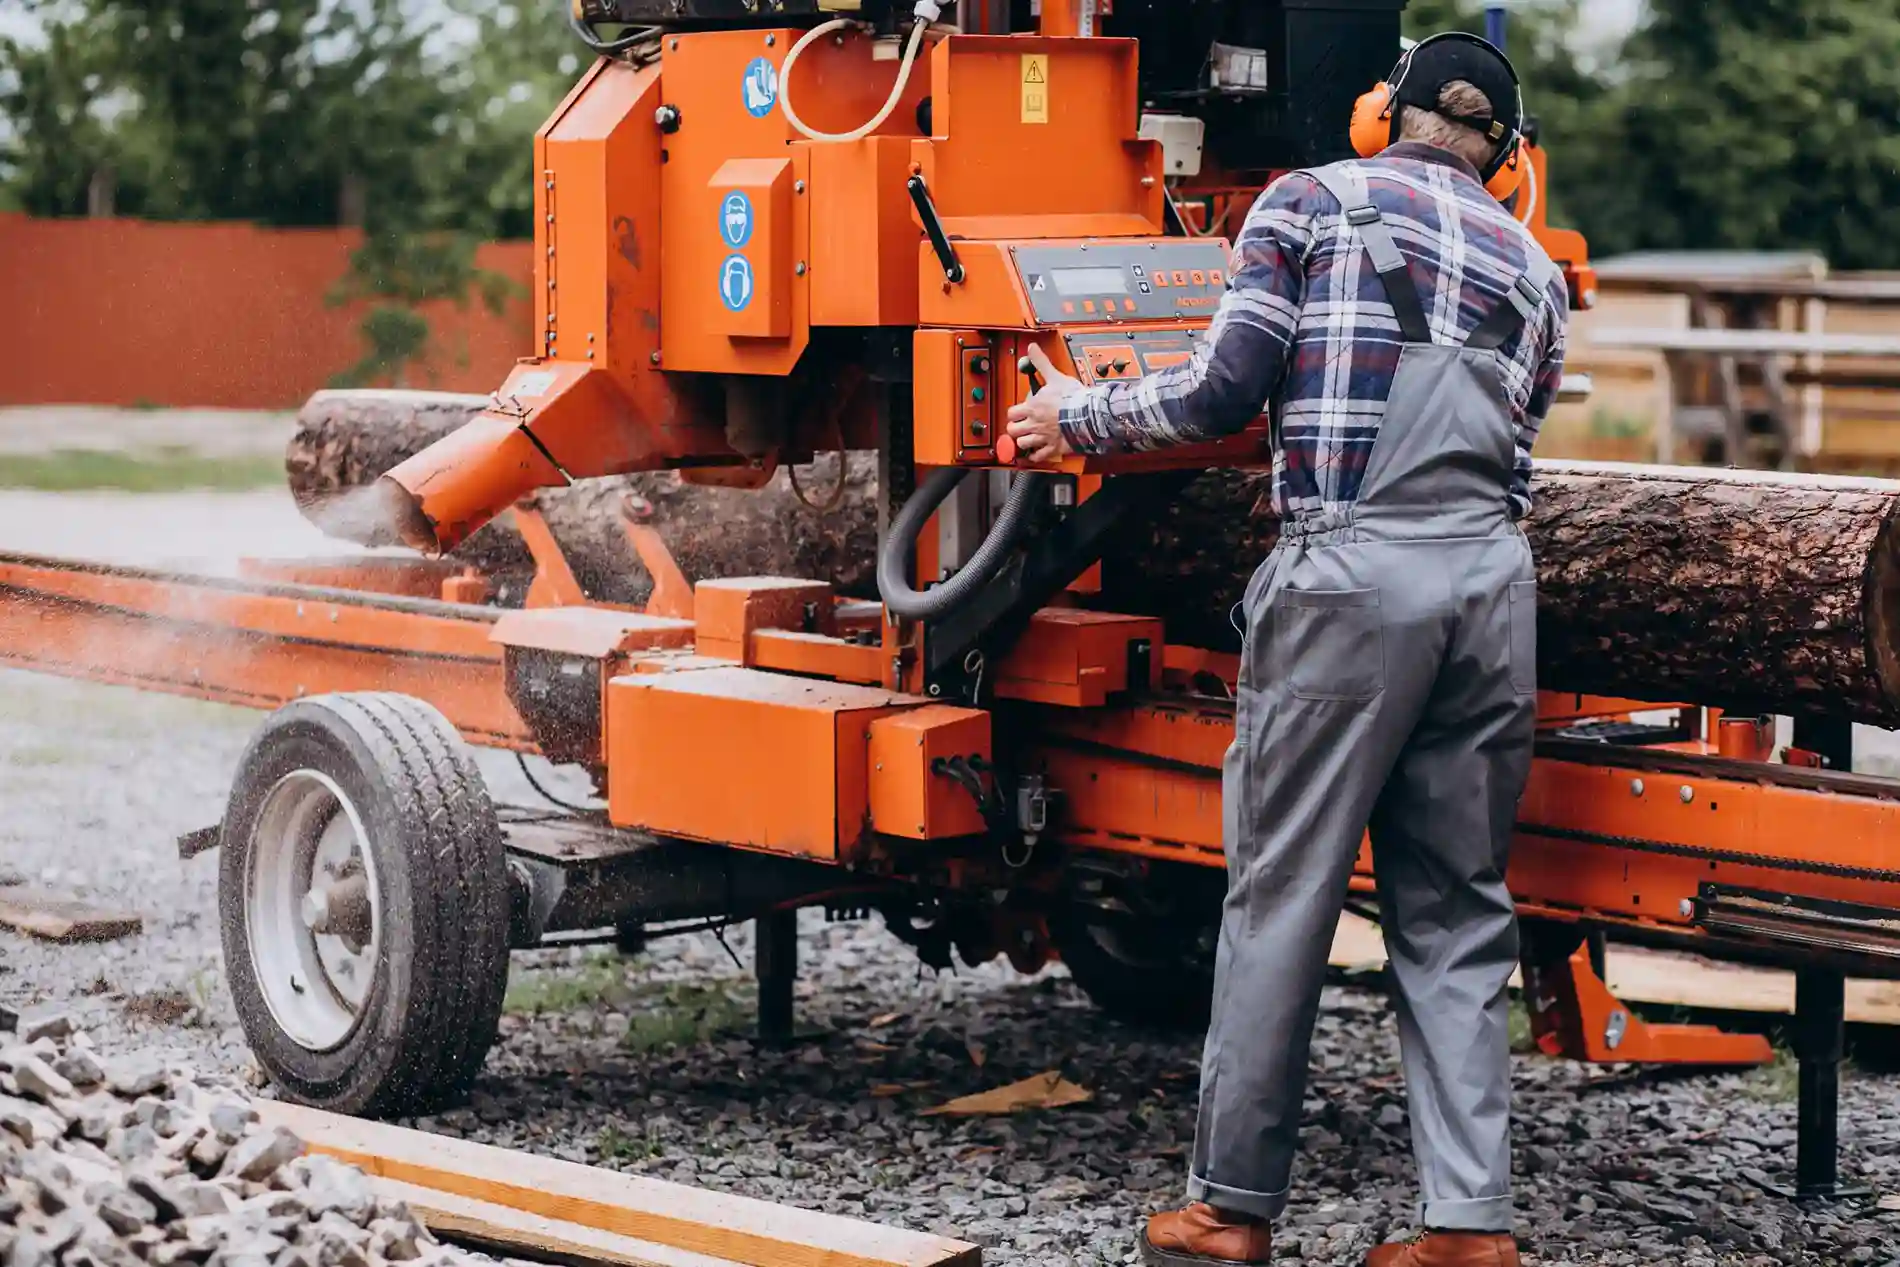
[1005,33,1567,1267]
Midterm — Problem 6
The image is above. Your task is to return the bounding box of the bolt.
[795,180,806,194]
[546,213,554,223]
[650,350,662,365]
[928,684,941,696]
[1630,778,1645,796]
[1679,785,1694,803]
[765,33,776,46]
[588,333,595,342]
[586,350,595,359]
[669,38,679,51]
[1141,176,1156,187]
[547,314,556,325]
[795,261,807,276]
[1679,898,1695,918]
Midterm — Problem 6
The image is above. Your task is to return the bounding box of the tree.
[1583,1,1900,268]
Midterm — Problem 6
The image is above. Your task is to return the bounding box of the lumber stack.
[293,391,1900,726]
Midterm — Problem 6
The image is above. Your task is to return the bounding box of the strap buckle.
[1346,205,1381,226]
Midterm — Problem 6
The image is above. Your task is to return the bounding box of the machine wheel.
[218,692,510,1117]
[1051,902,1216,1031]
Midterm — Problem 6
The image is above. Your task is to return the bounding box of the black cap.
[1391,33,1521,144]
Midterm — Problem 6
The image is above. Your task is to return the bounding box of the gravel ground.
[2,455,1900,1266]
[5,668,1900,1267]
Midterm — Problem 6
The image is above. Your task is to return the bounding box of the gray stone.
[114,1125,162,1165]
[94,1185,160,1236]
[127,1170,186,1224]
[53,1047,107,1089]
[18,1012,74,1045]
[13,1055,77,1104]
[104,1056,167,1099]
[220,1128,303,1184]
[207,1101,255,1144]
[188,1132,230,1175]
[173,1180,236,1219]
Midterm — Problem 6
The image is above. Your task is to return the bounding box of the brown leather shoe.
[1138,1203,1273,1266]
[1366,1232,1520,1267]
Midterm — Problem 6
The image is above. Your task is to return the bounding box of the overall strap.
[1304,162,1433,345]
[1463,248,1559,352]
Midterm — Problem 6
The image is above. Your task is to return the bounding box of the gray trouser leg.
[1189,546,1447,1221]
[1368,557,1535,1233]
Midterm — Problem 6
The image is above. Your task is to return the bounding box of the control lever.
[995,354,1045,465]
[906,174,965,285]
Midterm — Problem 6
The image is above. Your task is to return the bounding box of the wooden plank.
[1329,914,1900,1025]
[255,1102,980,1267]
[1587,327,1900,357]
[373,1179,742,1267]
[0,886,141,942]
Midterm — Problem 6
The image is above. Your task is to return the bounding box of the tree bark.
[287,391,881,607]
[290,393,1900,726]
[1095,462,1900,727]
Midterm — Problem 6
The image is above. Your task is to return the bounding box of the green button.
[971,387,986,402]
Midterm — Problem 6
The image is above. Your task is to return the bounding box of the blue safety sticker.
[741,57,778,118]
[719,254,755,312]
[720,192,753,248]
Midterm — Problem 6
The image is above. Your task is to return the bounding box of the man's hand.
[1004,344,1082,462]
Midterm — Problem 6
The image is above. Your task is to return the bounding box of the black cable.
[565,8,658,54]
[515,751,597,813]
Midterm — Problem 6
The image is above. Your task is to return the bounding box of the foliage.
[1403,1,1900,270]
[10,0,1900,287]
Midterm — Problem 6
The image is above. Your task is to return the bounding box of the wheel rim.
[246,770,383,1052]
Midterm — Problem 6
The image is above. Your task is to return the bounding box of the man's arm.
[1056,177,1319,455]
[1511,276,1569,520]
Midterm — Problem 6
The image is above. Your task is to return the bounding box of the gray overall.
[1187,161,1556,1234]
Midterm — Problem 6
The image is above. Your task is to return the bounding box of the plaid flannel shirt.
[1056,143,1569,522]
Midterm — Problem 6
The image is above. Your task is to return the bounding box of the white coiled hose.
[778,2,941,144]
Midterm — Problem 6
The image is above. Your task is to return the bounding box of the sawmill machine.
[0,0,1887,1207]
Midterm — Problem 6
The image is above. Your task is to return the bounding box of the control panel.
[1066,330,1202,386]
[1012,241,1230,326]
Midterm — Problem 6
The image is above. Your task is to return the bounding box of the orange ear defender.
[1349,82,1396,161]
[1351,32,1526,205]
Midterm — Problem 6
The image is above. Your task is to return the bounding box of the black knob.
[972,356,990,374]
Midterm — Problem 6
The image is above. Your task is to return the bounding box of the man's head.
[1398,80,1505,171]
[1349,32,1526,199]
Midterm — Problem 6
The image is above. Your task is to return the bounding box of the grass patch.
[1743,1046,1800,1102]
[1508,997,1536,1054]
[623,981,750,1053]
[504,954,627,1016]
[597,1123,666,1163]
[0,447,284,493]
[505,959,750,1051]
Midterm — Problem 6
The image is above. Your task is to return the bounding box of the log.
[288,391,880,607]
[291,394,1900,725]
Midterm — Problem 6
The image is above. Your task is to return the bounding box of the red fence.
[0,214,535,410]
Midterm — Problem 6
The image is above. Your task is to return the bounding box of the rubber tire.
[219,692,510,1117]
[1050,905,1215,1032]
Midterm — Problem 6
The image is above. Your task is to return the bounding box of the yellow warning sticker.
[1021,54,1049,124]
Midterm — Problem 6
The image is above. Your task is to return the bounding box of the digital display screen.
[1051,266,1129,296]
